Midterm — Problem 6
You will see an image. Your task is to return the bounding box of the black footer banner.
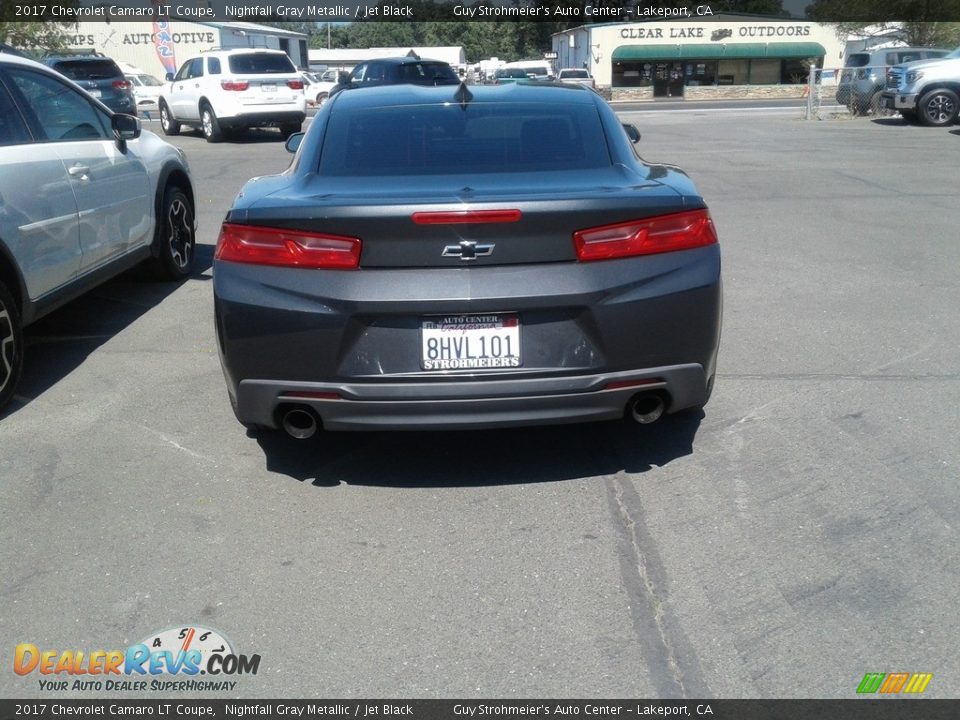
[2,700,960,720]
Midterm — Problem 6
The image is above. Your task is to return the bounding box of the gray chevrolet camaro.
[213,82,721,438]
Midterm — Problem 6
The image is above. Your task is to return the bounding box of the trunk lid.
[239,168,692,268]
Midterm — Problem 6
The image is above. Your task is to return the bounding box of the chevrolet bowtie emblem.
[442,240,495,261]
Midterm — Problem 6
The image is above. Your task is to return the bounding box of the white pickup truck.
[881,46,960,126]
[557,68,596,90]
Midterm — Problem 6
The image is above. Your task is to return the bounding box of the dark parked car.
[213,83,721,438]
[41,54,136,115]
[329,56,460,98]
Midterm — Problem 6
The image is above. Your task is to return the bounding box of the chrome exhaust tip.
[629,393,665,425]
[281,407,318,440]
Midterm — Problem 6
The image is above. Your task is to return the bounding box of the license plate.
[421,314,521,370]
[261,83,277,93]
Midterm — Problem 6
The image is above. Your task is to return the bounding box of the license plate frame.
[420,313,522,371]
[261,83,277,93]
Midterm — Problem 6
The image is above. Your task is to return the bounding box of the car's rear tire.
[159,101,180,136]
[918,89,959,127]
[315,91,328,107]
[280,122,301,139]
[151,186,196,280]
[200,103,223,142]
[0,280,24,412]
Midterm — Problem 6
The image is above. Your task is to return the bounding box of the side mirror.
[165,72,174,82]
[623,123,641,144]
[112,113,141,151]
[285,132,305,154]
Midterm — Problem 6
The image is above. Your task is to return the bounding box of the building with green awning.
[551,15,845,100]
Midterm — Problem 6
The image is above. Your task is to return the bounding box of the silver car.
[0,53,196,411]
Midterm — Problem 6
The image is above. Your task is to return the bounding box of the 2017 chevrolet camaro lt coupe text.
[213,83,721,438]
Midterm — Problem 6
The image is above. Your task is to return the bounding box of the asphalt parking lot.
[2,111,958,699]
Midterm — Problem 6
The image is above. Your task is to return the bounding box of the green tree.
[0,21,77,52]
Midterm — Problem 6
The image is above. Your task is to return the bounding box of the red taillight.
[411,210,521,225]
[573,209,717,262]
[112,80,130,90]
[220,81,249,92]
[287,79,304,90]
[215,223,361,270]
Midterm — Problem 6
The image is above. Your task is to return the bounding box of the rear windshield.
[134,74,163,86]
[845,54,870,68]
[496,69,528,78]
[560,70,590,78]
[397,62,458,83]
[319,102,610,176]
[227,53,295,74]
[52,59,122,80]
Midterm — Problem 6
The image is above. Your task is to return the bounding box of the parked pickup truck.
[881,46,960,126]
[557,68,596,90]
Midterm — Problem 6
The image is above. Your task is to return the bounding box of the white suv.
[159,49,306,143]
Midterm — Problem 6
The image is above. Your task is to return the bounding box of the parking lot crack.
[607,475,708,698]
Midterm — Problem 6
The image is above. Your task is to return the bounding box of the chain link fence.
[804,65,899,120]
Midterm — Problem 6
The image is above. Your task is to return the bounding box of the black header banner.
[2,0,960,22]
[2,700,960,720]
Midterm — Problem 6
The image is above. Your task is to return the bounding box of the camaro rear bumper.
[215,245,722,432]
[236,364,709,431]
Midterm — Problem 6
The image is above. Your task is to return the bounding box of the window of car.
[922,50,948,59]
[398,62,459,83]
[227,53,295,74]
[5,67,109,142]
[349,64,366,82]
[560,69,590,79]
[136,74,163,86]
[173,61,191,82]
[362,63,385,83]
[844,53,870,68]
[207,57,222,75]
[0,75,32,146]
[319,101,610,176]
[187,58,204,79]
[49,59,122,81]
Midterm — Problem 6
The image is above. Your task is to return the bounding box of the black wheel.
[159,101,180,136]
[315,91,328,107]
[279,122,301,139]
[918,88,959,127]
[200,103,222,142]
[151,186,195,280]
[0,280,24,412]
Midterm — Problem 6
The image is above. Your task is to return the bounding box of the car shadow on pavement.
[254,411,703,487]
[870,117,911,126]
[189,128,290,144]
[950,129,960,137]
[0,251,213,421]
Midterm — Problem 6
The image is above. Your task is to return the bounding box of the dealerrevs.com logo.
[14,625,260,692]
